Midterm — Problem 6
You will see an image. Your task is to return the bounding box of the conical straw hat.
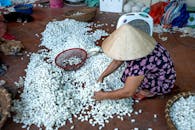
[102,24,157,61]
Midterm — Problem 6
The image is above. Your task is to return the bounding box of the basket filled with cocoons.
[64,7,97,22]
[165,91,195,130]
[55,48,87,71]
[123,0,146,13]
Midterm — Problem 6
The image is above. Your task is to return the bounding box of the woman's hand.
[93,75,145,101]
[97,75,104,83]
[92,90,105,101]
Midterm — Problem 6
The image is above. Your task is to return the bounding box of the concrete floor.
[1,3,195,130]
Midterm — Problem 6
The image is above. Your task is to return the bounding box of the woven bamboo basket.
[64,7,97,22]
[0,87,11,129]
[165,91,195,130]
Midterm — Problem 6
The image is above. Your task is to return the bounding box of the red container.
[50,0,64,8]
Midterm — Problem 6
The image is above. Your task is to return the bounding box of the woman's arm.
[93,75,144,101]
[97,60,123,82]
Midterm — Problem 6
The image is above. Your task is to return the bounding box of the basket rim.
[55,48,87,70]
[165,91,195,130]
[64,7,97,21]
[65,7,96,14]
[0,87,11,129]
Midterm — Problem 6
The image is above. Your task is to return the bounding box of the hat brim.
[102,24,156,61]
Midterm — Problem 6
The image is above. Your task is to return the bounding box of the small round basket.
[165,91,195,130]
[64,7,97,22]
[0,87,11,129]
[55,48,87,71]
[14,4,33,15]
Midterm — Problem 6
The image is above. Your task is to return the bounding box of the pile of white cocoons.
[11,19,134,130]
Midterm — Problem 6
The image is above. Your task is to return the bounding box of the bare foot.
[133,90,155,100]
[139,90,155,97]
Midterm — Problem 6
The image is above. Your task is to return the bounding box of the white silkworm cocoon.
[105,120,109,123]
[134,128,139,130]
[71,12,85,16]
[87,47,102,57]
[134,111,138,115]
[131,119,135,123]
[153,114,157,118]
[138,109,142,114]
[99,126,103,130]
[127,113,131,117]
[38,4,43,7]
[0,80,6,86]
[70,125,74,129]
[35,33,39,37]
[117,116,121,119]
[111,24,115,27]
[148,128,152,130]
[14,76,24,88]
